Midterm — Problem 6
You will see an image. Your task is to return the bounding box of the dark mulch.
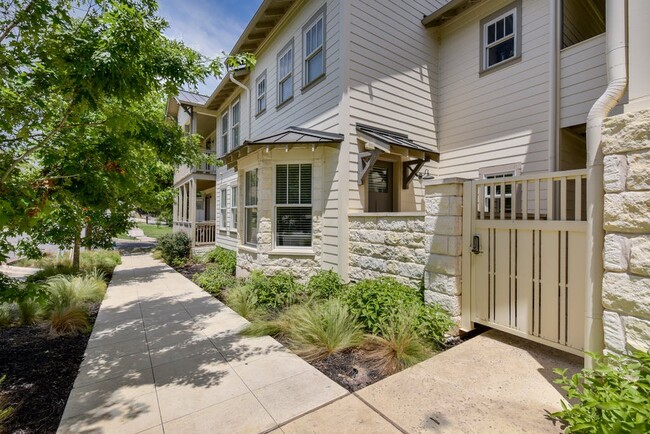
[175,262,207,281]
[0,303,99,434]
[311,349,386,392]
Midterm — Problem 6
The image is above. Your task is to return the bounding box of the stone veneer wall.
[601,109,650,353]
[348,214,426,287]
[423,180,465,324]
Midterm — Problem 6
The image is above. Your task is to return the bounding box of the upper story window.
[256,73,267,115]
[231,100,240,150]
[220,112,228,155]
[303,7,325,87]
[480,2,521,73]
[277,41,294,106]
[275,163,312,248]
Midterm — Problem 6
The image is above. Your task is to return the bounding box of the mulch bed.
[310,349,386,391]
[175,262,208,281]
[0,304,99,434]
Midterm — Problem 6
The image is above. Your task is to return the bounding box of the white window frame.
[244,169,258,246]
[480,2,520,73]
[277,41,294,106]
[273,163,313,250]
[256,72,267,115]
[230,186,238,231]
[219,188,228,229]
[479,163,521,214]
[220,112,229,156]
[303,7,325,87]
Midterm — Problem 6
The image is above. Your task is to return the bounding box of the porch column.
[189,179,197,245]
[172,188,178,225]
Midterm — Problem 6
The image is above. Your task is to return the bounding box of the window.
[256,73,267,115]
[484,172,514,213]
[231,100,240,150]
[277,42,293,106]
[275,164,312,248]
[231,186,238,230]
[220,112,228,155]
[245,169,258,246]
[220,189,228,229]
[481,3,520,71]
[303,8,325,87]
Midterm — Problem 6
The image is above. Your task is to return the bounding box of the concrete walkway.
[59,254,348,433]
[60,253,583,433]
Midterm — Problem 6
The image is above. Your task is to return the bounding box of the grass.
[137,223,172,239]
[17,250,121,282]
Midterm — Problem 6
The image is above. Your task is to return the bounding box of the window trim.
[479,163,522,214]
[255,71,267,116]
[302,5,327,91]
[273,162,313,251]
[276,39,294,108]
[479,1,522,75]
[219,188,228,230]
[231,99,240,151]
[244,169,259,246]
[220,112,229,156]
[230,185,238,231]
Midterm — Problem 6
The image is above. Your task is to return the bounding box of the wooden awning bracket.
[358,149,383,185]
[402,158,430,189]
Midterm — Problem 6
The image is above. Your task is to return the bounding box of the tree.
[0,0,253,267]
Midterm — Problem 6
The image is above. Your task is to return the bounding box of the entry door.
[204,195,211,221]
[368,161,394,212]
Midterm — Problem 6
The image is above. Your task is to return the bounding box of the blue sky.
[158,0,263,95]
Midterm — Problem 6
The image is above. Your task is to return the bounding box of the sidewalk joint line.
[352,391,409,434]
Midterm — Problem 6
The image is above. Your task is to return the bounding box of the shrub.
[552,350,650,433]
[224,283,263,321]
[306,270,343,300]
[49,303,89,335]
[193,265,237,296]
[157,232,191,266]
[0,274,47,304]
[19,250,120,279]
[363,310,431,375]
[250,271,303,310]
[45,274,106,303]
[17,300,40,325]
[202,247,236,275]
[342,277,452,346]
[283,299,364,361]
[0,304,14,327]
[79,250,121,275]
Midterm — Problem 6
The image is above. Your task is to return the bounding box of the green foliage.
[20,250,120,281]
[192,265,236,296]
[282,299,364,361]
[241,320,285,338]
[157,232,191,266]
[17,299,40,325]
[0,375,14,430]
[44,274,106,304]
[79,251,121,275]
[342,277,452,345]
[306,270,343,300]
[48,303,89,336]
[0,304,15,327]
[0,273,47,304]
[363,310,431,375]
[224,283,263,321]
[249,271,304,311]
[552,350,650,433]
[202,247,237,275]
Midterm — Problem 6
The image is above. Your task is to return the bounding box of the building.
[169,0,650,361]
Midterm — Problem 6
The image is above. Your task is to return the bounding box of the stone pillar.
[601,109,650,353]
[423,178,466,327]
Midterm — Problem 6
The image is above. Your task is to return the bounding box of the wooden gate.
[465,170,587,355]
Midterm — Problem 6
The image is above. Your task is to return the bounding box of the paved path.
[59,254,348,433]
[61,253,583,433]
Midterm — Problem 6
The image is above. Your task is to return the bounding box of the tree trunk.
[72,232,81,272]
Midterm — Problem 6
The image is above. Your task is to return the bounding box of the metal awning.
[222,126,344,169]
[356,123,440,188]
[422,0,487,28]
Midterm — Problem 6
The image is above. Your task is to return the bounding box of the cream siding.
[216,166,238,251]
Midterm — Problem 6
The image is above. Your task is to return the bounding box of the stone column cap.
[423,177,470,186]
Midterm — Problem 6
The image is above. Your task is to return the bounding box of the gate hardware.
[471,235,481,254]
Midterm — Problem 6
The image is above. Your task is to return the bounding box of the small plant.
[306,270,343,300]
[79,250,121,275]
[0,375,14,430]
[250,271,303,310]
[283,299,364,361]
[202,247,236,275]
[224,283,263,321]
[0,304,14,327]
[552,350,650,433]
[17,300,40,325]
[363,310,431,375]
[49,303,89,335]
[157,232,191,266]
[193,265,236,296]
[45,274,106,303]
[241,319,285,337]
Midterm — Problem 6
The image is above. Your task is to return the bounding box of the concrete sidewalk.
[59,254,348,433]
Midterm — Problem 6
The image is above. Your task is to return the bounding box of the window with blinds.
[231,186,238,230]
[219,189,227,229]
[245,169,258,245]
[275,164,312,248]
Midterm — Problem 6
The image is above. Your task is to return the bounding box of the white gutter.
[229,72,252,142]
[584,0,627,368]
[548,0,560,172]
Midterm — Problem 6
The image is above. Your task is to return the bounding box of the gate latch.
[471,235,481,254]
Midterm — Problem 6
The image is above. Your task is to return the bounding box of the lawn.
[137,223,172,239]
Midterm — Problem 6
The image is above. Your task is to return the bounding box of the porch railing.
[195,221,216,245]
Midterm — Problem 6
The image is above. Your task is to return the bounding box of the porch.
[173,176,217,247]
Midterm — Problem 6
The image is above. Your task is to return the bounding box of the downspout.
[229,72,252,141]
[548,0,560,172]
[584,0,627,368]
